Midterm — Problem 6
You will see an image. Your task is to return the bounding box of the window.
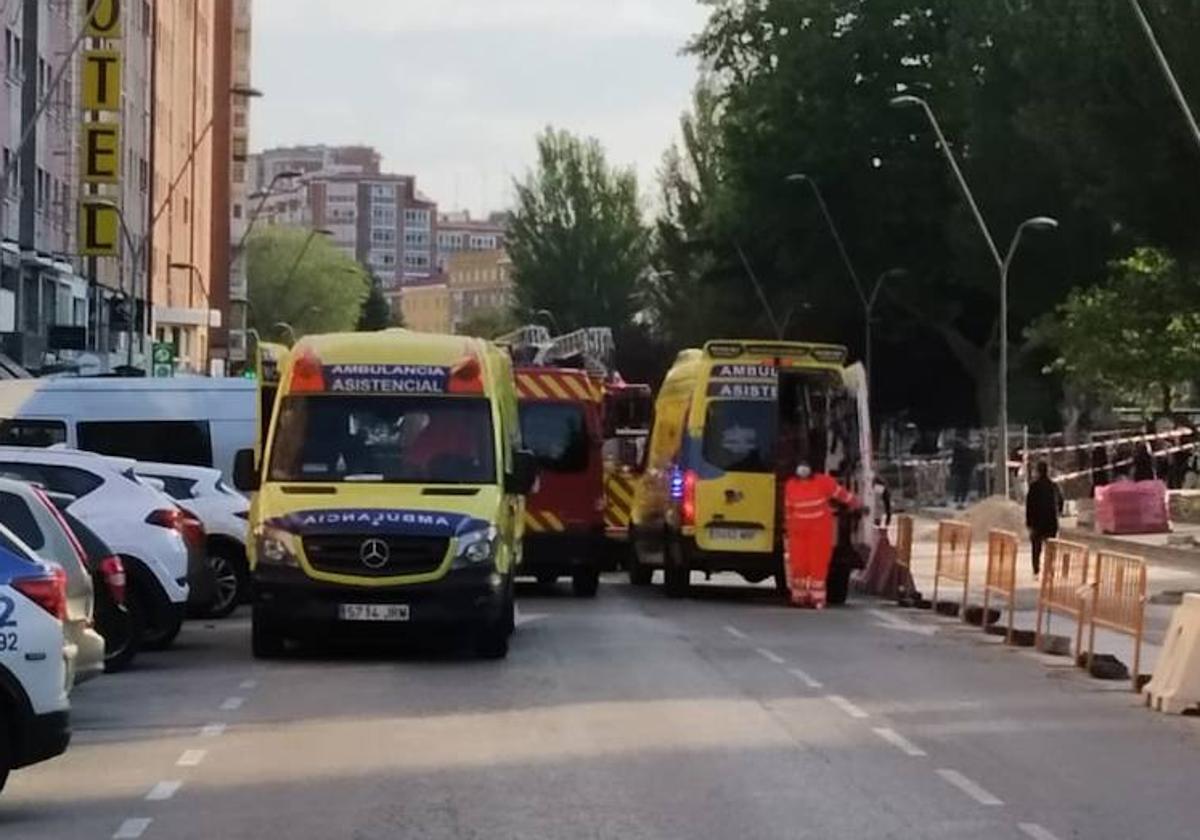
[0,463,105,501]
[233,203,243,220]
[404,231,429,248]
[371,205,395,226]
[519,403,589,473]
[370,184,395,202]
[404,252,431,270]
[370,228,396,246]
[404,208,431,229]
[702,401,777,473]
[143,474,198,501]
[0,491,44,550]
[77,420,213,468]
[0,419,67,447]
[269,396,496,485]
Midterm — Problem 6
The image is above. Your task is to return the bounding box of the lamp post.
[88,199,140,369]
[785,174,867,308]
[890,94,1058,497]
[533,308,560,335]
[274,321,297,345]
[169,261,212,373]
[1127,0,1200,154]
[283,228,335,286]
[865,268,908,398]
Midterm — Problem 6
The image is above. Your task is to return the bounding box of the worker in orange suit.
[784,463,861,609]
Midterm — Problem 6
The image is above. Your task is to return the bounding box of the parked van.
[236,330,536,659]
[0,378,256,482]
[630,340,873,602]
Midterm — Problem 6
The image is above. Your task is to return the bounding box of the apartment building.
[395,280,450,335]
[436,210,506,272]
[447,249,513,332]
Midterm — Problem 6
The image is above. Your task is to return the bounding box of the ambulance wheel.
[629,560,653,586]
[536,571,558,588]
[774,572,789,596]
[664,565,690,598]
[572,568,600,598]
[475,622,510,660]
[251,610,286,659]
[826,565,851,606]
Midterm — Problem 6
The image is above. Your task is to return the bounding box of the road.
[4,577,1199,840]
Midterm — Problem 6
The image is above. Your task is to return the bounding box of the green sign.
[152,342,176,378]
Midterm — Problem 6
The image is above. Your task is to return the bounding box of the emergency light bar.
[704,341,849,365]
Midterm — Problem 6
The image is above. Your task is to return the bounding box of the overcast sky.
[252,0,709,218]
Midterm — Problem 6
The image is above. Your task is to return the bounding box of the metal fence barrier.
[982,530,1019,644]
[1087,550,1147,692]
[933,521,973,618]
[895,515,914,571]
[1036,539,1092,656]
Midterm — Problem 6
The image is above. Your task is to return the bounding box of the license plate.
[708,526,760,542]
[338,604,410,622]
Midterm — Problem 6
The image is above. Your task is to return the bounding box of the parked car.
[0,530,71,792]
[53,503,139,673]
[137,462,249,618]
[0,376,256,482]
[0,478,104,686]
[0,448,197,651]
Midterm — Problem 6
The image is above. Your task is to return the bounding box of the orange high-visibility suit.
[784,473,859,608]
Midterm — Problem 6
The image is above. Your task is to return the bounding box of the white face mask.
[795,464,812,479]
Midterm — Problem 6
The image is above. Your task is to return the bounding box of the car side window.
[77,420,213,467]
[0,491,45,551]
[146,475,197,500]
[0,463,104,500]
[0,419,67,447]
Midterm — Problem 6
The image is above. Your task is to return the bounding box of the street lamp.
[785,174,867,307]
[170,261,211,373]
[534,308,560,335]
[274,322,297,345]
[1127,0,1200,154]
[865,268,908,397]
[89,199,140,369]
[890,94,1058,498]
[284,228,335,286]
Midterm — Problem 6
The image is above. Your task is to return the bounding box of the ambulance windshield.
[268,395,496,484]
[703,401,777,473]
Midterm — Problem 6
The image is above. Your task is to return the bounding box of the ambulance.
[234,330,536,659]
[629,340,873,602]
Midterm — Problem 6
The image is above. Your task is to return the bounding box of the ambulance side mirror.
[507,449,538,496]
[234,448,261,492]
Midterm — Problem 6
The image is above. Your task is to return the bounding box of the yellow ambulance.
[234,329,535,659]
[629,340,872,602]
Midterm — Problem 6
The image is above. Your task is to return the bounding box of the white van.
[0,378,256,482]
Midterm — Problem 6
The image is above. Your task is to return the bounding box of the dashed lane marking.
[1018,824,1063,840]
[869,608,938,637]
[788,668,823,689]
[239,679,258,690]
[220,696,245,711]
[724,625,748,639]
[872,727,928,757]
[200,723,227,738]
[937,769,1004,806]
[755,647,786,665]
[113,818,153,839]
[826,695,870,719]
[145,781,183,802]
[177,749,207,768]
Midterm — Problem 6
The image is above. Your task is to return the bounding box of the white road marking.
[788,668,824,689]
[239,679,258,690]
[220,696,245,711]
[200,722,227,738]
[515,611,549,627]
[145,780,182,801]
[755,647,786,665]
[177,749,207,767]
[1018,823,1063,840]
[872,727,927,757]
[869,608,938,637]
[113,818,153,839]
[724,624,748,639]
[826,694,870,719]
[936,769,1004,806]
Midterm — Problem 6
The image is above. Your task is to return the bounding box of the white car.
[0,447,199,651]
[0,478,104,686]
[136,462,249,618]
[0,526,71,792]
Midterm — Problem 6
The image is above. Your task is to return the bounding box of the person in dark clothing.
[950,437,973,508]
[1133,441,1156,482]
[1026,462,1063,577]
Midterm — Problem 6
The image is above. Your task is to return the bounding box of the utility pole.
[1128,0,1200,155]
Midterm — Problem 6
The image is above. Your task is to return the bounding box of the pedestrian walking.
[1133,440,1156,482]
[1025,462,1063,577]
[784,462,861,609]
[950,435,973,508]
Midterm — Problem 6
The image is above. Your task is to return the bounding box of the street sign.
[81,122,120,183]
[82,50,121,111]
[83,0,122,38]
[151,342,176,378]
[79,201,119,256]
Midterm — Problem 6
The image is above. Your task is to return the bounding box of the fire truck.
[600,378,653,563]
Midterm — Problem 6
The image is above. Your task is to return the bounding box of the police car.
[0,524,71,792]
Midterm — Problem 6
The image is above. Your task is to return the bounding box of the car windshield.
[703,401,777,474]
[268,395,495,484]
[519,402,589,473]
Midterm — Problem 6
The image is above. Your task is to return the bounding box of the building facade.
[447,249,513,333]
[395,280,450,335]
[436,210,506,272]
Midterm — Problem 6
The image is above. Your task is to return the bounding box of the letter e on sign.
[81,122,120,183]
[79,202,119,257]
[82,50,122,111]
[83,0,121,39]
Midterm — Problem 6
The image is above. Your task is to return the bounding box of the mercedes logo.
[359,538,390,570]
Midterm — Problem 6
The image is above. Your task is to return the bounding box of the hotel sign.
[78,0,123,257]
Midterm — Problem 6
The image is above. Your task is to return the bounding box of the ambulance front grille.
[302,535,449,578]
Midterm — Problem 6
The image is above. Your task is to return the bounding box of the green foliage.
[457,307,519,340]
[1041,248,1200,412]
[247,227,369,341]
[508,128,650,332]
[357,276,394,331]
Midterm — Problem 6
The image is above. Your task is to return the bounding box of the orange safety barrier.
[1035,538,1091,656]
[894,515,914,571]
[982,529,1019,644]
[1087,550,1147,692]
[933,520,972,618]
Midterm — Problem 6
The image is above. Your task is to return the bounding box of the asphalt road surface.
[5,576,1199,840]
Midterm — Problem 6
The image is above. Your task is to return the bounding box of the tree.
[246,227,368,341]
[508,128,650,332]
[1040,248,1200,413]
[357,275,394,331]
[458,307,518,340]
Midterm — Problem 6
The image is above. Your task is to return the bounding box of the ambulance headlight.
[256,526,300,568]
[454,526,498,568]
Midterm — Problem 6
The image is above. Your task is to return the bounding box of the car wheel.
[99,592,143,674]
[251,609,286,659]
[535,571,558,588]
[204,551,246,619]
[826,565,851,606]
[141,596,184,652]
[572,567,600,598]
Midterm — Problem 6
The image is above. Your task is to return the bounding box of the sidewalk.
[901,514,1200,680]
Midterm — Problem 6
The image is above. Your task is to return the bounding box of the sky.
[251,0,711,218]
